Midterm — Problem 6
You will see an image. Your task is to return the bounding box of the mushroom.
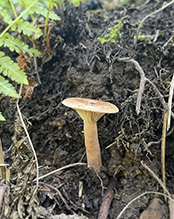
[62,97,119,173]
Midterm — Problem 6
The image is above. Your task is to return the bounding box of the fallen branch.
[98,177,116,219]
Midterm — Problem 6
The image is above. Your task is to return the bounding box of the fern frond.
[0,6,12,24]
[0,33,41,56]
[0,75,18,98]
[49,10,61,21]
[0,112,5,121]
[28,4,60,21]
[0,52,28,85]
[11,19,42,39]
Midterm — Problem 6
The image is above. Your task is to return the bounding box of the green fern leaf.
[0,33,41,56]
[49,11,61,21]
[0,112,5,121]
[0,52,28,85]
[12,19,42,39]
[28,4,60,20]
[0,76,18,97]
[0,6,12,24]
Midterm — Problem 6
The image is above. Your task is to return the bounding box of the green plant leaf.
[0,112,5,121]
[0,33,41,56]
[0,6,12,24]
[49,10,61,21]
[98,20,123,44]
[28,4,61,20]
[0,51,28,85]
[0,75,18,97]
[12,19,42,39]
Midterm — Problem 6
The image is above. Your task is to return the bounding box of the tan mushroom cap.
[62,97,119,123]
[62,97,118,113]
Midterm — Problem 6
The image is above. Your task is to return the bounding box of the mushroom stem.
[84,122,102,173]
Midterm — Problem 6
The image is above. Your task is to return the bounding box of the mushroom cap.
[62,97,119,113]
[62,97,119,123]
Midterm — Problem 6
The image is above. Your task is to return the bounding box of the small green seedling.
[98,20,123,44]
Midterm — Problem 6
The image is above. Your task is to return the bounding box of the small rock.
[139,198,168,219]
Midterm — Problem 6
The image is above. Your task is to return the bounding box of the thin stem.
[9,0,17,18]
[32,17,41,84]
[44,0,53,34]
[22,1,35,21]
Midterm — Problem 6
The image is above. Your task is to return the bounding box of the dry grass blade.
[161,110,168,200]
[34,163,86,181]
[16,84,39,192]
[167,73,174,131]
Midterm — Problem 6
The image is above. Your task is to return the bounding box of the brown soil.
[1,0,174,218]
